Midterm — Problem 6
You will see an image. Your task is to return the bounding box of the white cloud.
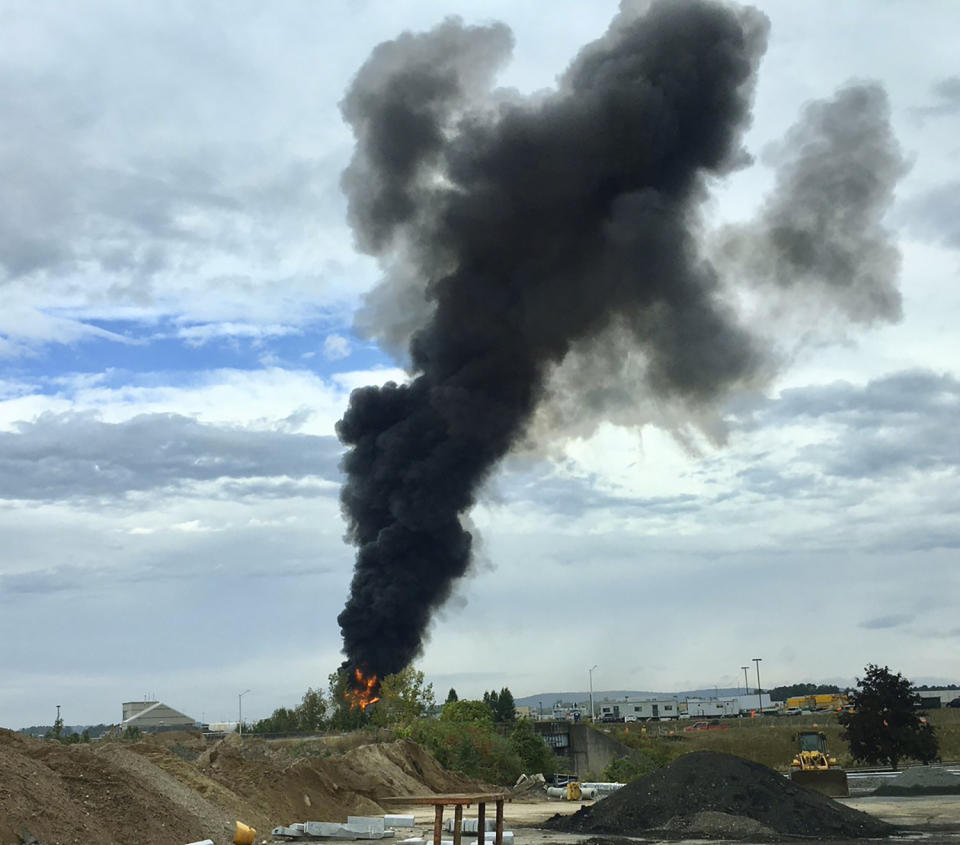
[323,333,352,360]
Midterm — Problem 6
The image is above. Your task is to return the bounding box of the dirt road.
[383,796,960,845]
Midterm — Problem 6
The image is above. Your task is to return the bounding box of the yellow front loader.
[790,731,849,797]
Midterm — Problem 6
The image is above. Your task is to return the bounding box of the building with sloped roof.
[121,700,197,732]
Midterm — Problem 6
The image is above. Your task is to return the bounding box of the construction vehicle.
[790,731,849,797]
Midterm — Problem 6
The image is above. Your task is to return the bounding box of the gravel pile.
[875,765,960,796]
[544,751,893,840]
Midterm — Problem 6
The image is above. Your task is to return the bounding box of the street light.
[588,665,598,722]
[238,689,251,736]
[741,666,750,695]
[752,658,763,714]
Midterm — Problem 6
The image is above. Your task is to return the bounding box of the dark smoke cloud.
[333,0,904,685]
[716,83,908,325]
[336,0,769,682]
[534,81,908,444]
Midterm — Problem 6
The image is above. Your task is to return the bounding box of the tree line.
[244,668,554,783]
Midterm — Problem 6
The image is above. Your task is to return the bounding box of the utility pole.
[238,689,251,736]
[741,666,750,695]
[588,665,598,722]
[752,658,763,714]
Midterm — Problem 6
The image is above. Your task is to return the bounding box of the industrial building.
[120,701,198,733]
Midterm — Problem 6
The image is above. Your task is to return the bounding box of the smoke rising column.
[336,0,770,692]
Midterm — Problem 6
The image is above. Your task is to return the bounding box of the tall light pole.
[741,666,750,695]
[588,665,598,722]
[752,658,763,714]
[238,689,251,736]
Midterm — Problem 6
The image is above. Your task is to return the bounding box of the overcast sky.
[1,0,959,730]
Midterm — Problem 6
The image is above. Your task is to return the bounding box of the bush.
[509,719,555,775]
[440,699,494,724]
[408,719,522,785]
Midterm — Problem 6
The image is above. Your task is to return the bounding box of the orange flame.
[347,667,381,712]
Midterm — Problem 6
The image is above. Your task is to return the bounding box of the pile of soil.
[0,728,219,845]
[0,729,490,845]
[545,751,894,840]
[875,765,960,796]
[195,735,488,827]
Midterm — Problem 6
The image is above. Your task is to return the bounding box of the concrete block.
[385,815,416,828]
[305,821,351,836]
[348,816,386,834]
[444,818,496,833]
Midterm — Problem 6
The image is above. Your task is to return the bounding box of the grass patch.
[600,708,960,773]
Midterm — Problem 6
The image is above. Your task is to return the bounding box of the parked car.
[948,697,960,709]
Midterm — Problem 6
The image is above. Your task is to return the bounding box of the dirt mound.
[545,751,893,840]
[0,729,488,844]
[875,765,960,796]
[0,729,218,845]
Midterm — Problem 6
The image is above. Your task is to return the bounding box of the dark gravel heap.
[875,765,960,796]
[544,751,893,839]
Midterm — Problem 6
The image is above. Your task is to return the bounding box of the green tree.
[508,719,554,775]
[483,688,516,723]
[370,666,435,727]
[446,688,459,704]
[441,699,494,723]
[44,709,64,742]
[252,706,300,734]
[839,664,939,770]
[495,687,516,723]
[297,687,328,732]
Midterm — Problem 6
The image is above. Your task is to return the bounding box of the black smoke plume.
[334,0,902,687]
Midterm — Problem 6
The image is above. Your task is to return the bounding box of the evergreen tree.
[446,688,459,704]
[495,687,516,722]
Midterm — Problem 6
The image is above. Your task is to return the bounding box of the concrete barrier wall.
[567,724,643,779]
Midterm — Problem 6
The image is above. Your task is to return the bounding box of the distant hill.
[515,688,747,708]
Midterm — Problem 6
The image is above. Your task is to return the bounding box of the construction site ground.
[2,727,960,845]
[357,796,960,845]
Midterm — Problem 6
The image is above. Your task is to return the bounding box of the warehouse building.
[121,700,198,733]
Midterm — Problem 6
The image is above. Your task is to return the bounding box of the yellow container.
[234,820,257,845]
[566,782,581,801]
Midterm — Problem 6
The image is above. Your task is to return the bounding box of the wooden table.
[381,793,509,845]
